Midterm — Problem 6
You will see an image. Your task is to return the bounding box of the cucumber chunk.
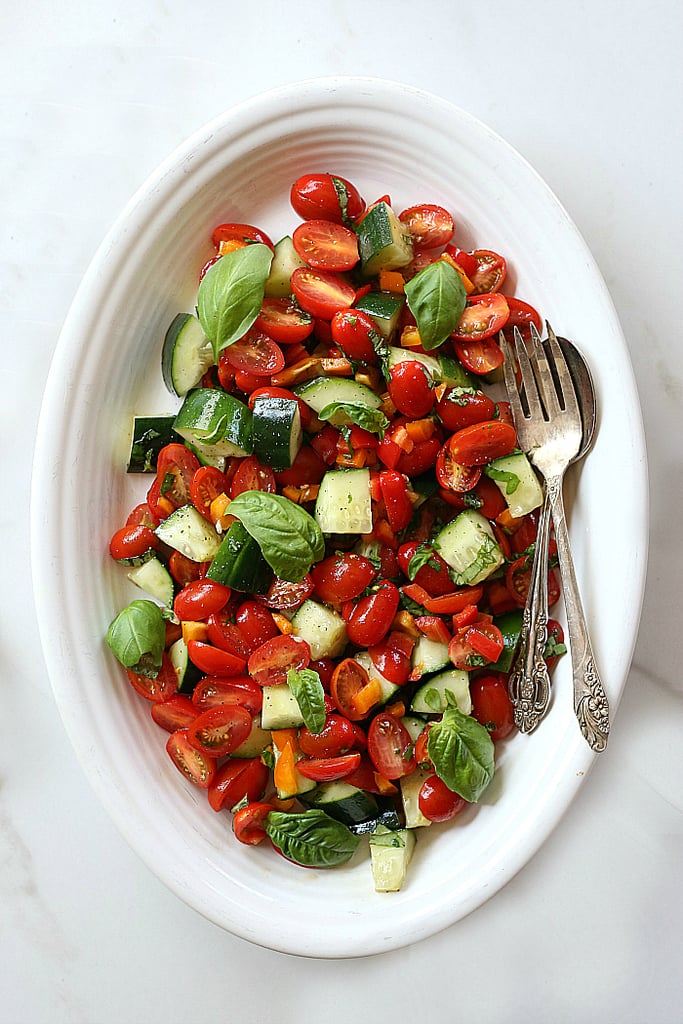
[400,768,433,829]
[295,376,382,417]
[260,683,305,730]
[356,202,413,277]
[231,716,272,758]
[369,825,416,892]
[161,313,214,397]
[315,468,372,535]
[126,555,175,607]
[354,291,405,340]
[167,636,202,694]
[155,505,222,562]
[252,395,302,469]
[173,388,253,460]
[411,668,472,716]
[410,635,451,679]
[206,520,272,593]
[290,599,348,659]
[264,236,307,297]
[354,651,401,706]
[434,509,504,585]
[486,451,544,519]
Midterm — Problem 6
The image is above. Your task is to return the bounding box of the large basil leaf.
[286,667,326,734]
[265,809,360,868]
[197,242,273,359]
[318,401,389,436]
[404,260,466,351]
[427,706,495,802]
[227,490,325,582]
[106,599,166,678]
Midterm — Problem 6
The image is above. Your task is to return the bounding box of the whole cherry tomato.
[345,582,400,647]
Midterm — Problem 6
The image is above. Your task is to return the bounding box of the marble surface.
[2,2,682,1021]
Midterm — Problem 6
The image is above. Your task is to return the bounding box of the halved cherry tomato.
[436,387,496,432]
[505,555,561,608]
[151,444,201,513]
[388,360,435,418]
[368,636,412,686]
[330,308,380,364]
[232,801,275,845]
[187,640,247,677]
[330,658,380,722]
[440,474,507,519]
[191,674,263,714]
[414,725,434,768]
[345,582,400,647]
[247,634,311,686]
[398,204,455,248]
[235,366,271,395]
[125,502,159,529]
[467,249,507,293]
[292,219,359,272]
[311,554,377,604]
[211,222,274,251]
[109,524,159,562]
[125,653,178,703]
[208,757,269,812]
[206,615,252,658]
[168,550,203,586]
[166,729,216,789]
[464,620,505,663]
[452,336,505,376]
[297,752,362,782]
[452,293,510,342]
[290,173,365,224]
[229,456,277,498]
[186,703,253,757]
[290,267,356,319]
[173,579,231,622]
[446,420,517,466]
[298,714,357,757]
[150,695,200,733]
[255,574,315,612]
[435,445,483,492]
[224,330,285,376]
[418,774,466,822]
[367,713,416,780]
[254,297,314,344]
[235,600,279,650]
[470,673,515,740]
[501,296,543,340]
[190,465,229,521]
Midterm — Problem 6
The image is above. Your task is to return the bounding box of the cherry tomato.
[310,424,341,465]
[298,714,358,757]
[397,541,454,596]
[290,267,356,320]
[418,774,467,822]
[396,438,442,477]
[290,173,365,224]
[297,752,362,782]
[398,203,455,248]
[190,465,229,521]
[247,634,311,686]
[439,475,507,520]
[255,574,315,612]
[232,801,275,845]
[206,615,252,658]
[388,360,435,418]
[464,620,505,663]
[436,387,496,432]
[125,502,159,529]
[166,729,216,788]
[150,695,199,733]
[413,725,434,769]
[505,556,561,608]
[168,550,203,586]
[224,330,285,376]
[208,757,269,812]
[330,308,380,364]
[229,455,277,498]
[452,293,510,342]
[151,444,201,513]
[109,524,159,562]
[311,554,377,604]
[367,713,416,780]
[292,219,360,272]
[187,640,247,677]
[368,639,412,686]
[125,653,178,703]
[330,658,377,722]
[235,600,279,650]
[470,673,515,740]
[345,582,400,647]
[452,336,505,376]
[186,703,253,757]
[447,631,484,671]
[378,470,414,532]
[254,297,314,345]
[501,296,543,340]
[446,420,517,466]
[173,579,231,622]
[211,222,274,251]
[467,249,507,293]
[191,674,263,714]
[274,445,327,487]
[435,446,483,492]
[545,619,566,672]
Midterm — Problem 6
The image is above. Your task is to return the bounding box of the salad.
[106,172,565,891]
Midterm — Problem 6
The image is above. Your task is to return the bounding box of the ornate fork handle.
[546,476,610,751]
[508,487,553,732]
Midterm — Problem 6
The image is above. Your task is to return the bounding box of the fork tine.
[512,326,545,421]
[545,321,581,420]
[499,333,525,423]
[528,322,562,419]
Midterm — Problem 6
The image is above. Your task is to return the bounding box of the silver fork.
[501,323,610,751]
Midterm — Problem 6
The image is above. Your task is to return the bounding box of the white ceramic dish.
[31,77,648,958]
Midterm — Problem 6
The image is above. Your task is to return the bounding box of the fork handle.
[546,476,610,751]
[507,490,553,733]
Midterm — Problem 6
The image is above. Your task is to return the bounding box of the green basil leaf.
[286,667,326,734]
[404,260,466,351]
[197,243,273,359]
[318,401,389,436]
[484,465,520,495]
[106,599,166,678]
[226,490,325,582]
[427,706,495,802]
[265,809,360,868]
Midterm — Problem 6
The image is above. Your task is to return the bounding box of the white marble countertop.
[3,2,682,1021]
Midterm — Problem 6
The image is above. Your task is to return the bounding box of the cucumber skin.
[206,520,272,593]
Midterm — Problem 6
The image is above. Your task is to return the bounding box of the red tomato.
[109,524,159,562]
[452,336,505,376]
[388,361,435,418]
[501,296,543,340]
[151,695,199,733]
[224,330,285,376]
[368,639,412,686]
[254,297,314,345]
[418,774,467,822]
[187,640,247,677]
[247,634,311,686]
[168,550,203,586]
[229,455,277,498]
[232,801,274,845]
[398,203,455,248]
[467,249,507,293]
[290,173,365,224]
[292,219,360,272]
[330,658,376,722]
[435,446,483,492]
[297,752,361,782]
[414,725,433,768]
[298,714,357,757]
[505,556,561,608]
[125,502,159,529]
[173,579,231,622]
[397,541,454,596]
[235,600,279,650]
[452,293,510,342]
[436,387,496,432]
[151,444,201,513]
[545,618,566,672]
[125,654,178,703]
[345,582,400,647]
[446,420,517,466]
[378,470,414,532]
[206,615,252,658]
[166,729,216,789]
[190,465,229,521]
[395,438,442,477]
[310,424,341,465]
[310,554,377,604]
[367,713,416,780]
[191,674,263,714]
[235,367,271,396]
[464,620,505,663]
[211,222,274,251]
[208,757,269,812]
[439,475,507,520]
[470,673,515,740]
[255,574,315,612]
[186,704,253,757]
[330,308,380,364]
[290,267,356,319]
[274,445,327,487]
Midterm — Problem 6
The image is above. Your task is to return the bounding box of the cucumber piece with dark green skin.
[251,395,302,469]
[127,416,179,473]
[356,202,413,277]
[295,376,382,416]
[301,781,401,833]
[168,636,203,694]
[162,312,214,397]
[354,291,405,340]
[173,388,253,459]
[206,520,273,593]
[492,608,524,674]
